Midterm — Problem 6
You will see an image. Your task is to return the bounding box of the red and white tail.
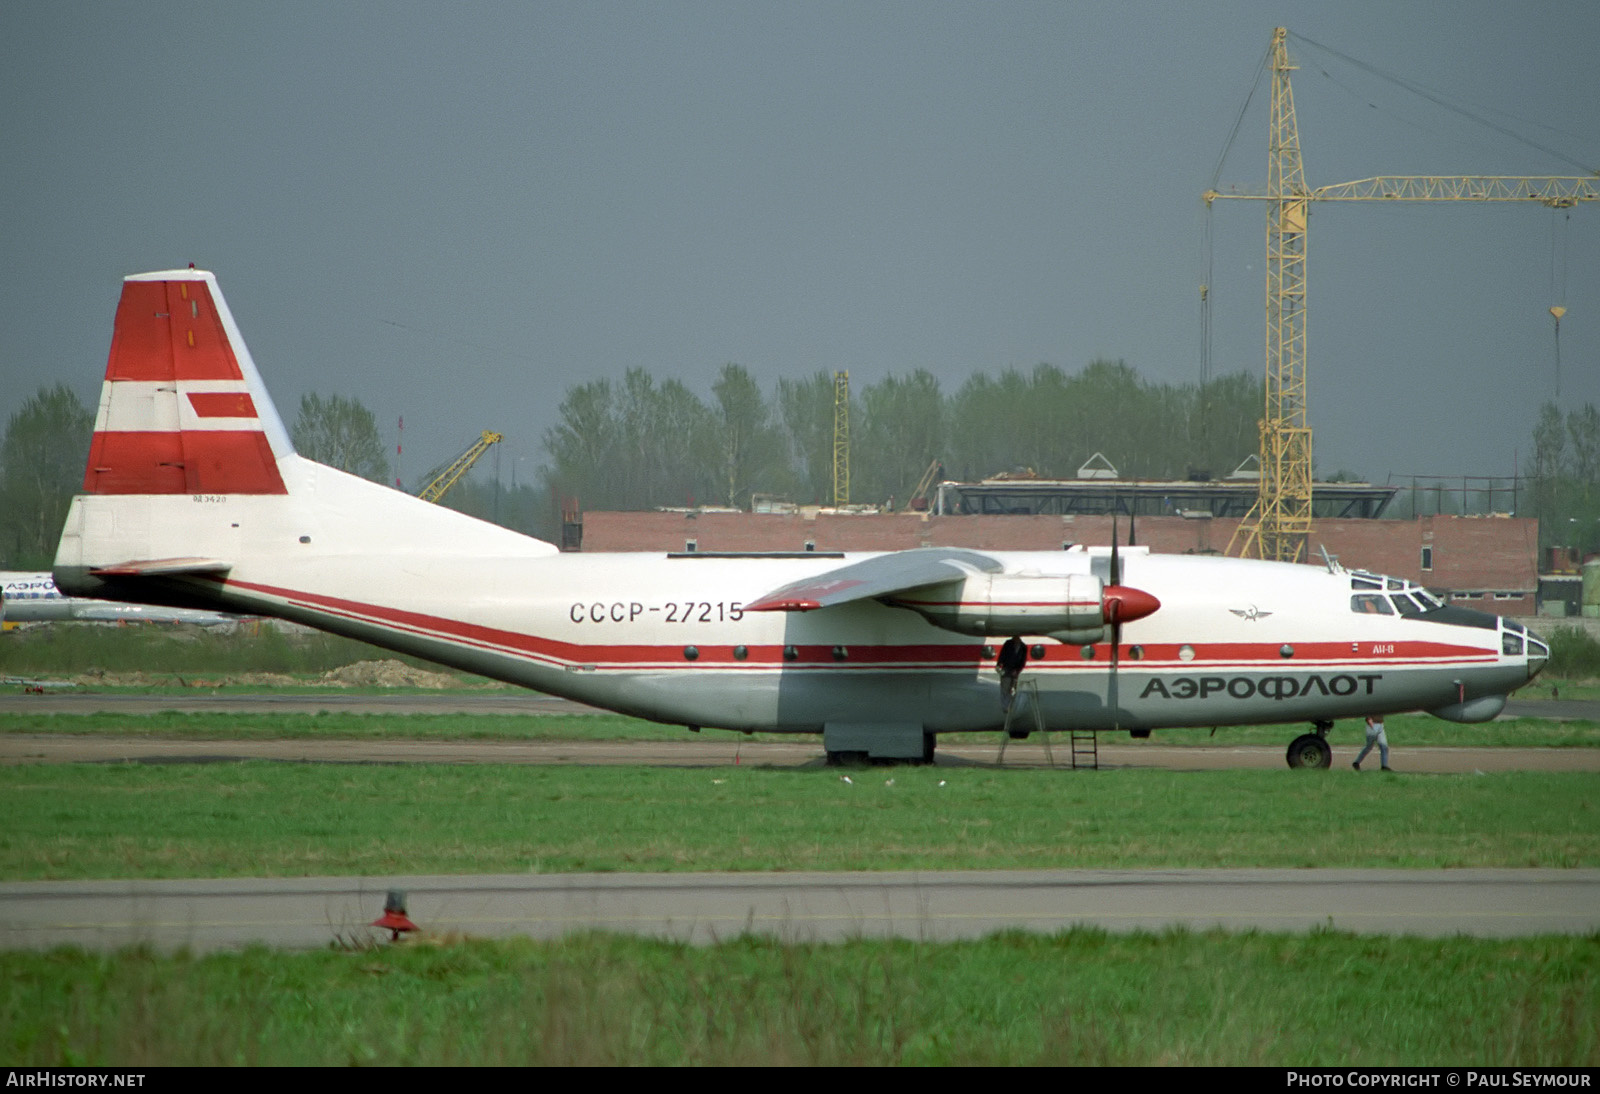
[58,269,557,609]
[85,270,291,495]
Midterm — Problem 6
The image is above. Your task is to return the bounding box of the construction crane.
[909,459,945,511]
[416,429,504,504]
[832,370,850,506]
[1207,27,1598,563]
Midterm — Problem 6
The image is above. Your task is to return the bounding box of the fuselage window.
[1351,594,1393,615]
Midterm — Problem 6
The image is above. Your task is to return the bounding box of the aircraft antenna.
[1208,27,1598,563]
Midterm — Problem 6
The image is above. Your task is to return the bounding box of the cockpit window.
[1502,632,1524,656]
[1351,572,1446,615]
[1392,594,1425,617]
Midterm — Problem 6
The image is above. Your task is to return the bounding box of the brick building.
[579,509,1540,615]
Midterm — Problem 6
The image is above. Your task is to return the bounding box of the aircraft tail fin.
[59,269,558,608]
[85,270,293,496]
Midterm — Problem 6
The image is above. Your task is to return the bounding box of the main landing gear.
[1285,721,1334,770]
[825,732,937,766]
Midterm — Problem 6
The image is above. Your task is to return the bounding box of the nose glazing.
[1509,618,1550,681]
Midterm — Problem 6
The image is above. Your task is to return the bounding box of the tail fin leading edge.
[86,270,292,495]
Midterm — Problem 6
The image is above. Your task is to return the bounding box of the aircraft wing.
[744,547,1002,612]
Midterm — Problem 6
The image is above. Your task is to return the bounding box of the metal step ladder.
[1068,729,1099,770]
[997,678,1054,767]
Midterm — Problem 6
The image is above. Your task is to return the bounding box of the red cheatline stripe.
[221,576,985,666]
[187,392,258,418]
[892,599,1101,608]
[84,430,286,495]
[216,576,1495,669]
[105,279,244,382]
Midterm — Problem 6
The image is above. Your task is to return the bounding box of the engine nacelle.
[1426,695,1506,723]
[891,572,1110,642]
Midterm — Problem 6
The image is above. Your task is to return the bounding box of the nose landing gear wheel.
[1286,733,1332,770]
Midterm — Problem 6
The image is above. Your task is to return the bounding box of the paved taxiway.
[4,869,1597,952]
[3,691,1597,719]
[4,734,1599,771]
[2,690,1597,771]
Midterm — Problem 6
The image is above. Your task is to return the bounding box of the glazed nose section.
[1523,630,1550,681]
[1504,618,1549,681]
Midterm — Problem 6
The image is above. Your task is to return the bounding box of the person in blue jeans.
[1353,713,1392,771]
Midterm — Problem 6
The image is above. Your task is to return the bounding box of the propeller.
[1102,506,1161,731]
[1109,511,1122,728]
[1110,508,1121,588]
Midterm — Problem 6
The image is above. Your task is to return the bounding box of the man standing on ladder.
[997,636,1028,712]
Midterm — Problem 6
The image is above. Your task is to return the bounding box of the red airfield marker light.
[372,889,418,940]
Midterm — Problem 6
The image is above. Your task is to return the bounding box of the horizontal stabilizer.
[88,557,232,578]
[745,547,1002,611]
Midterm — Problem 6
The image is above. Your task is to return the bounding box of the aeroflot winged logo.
[1229,605,1273,621]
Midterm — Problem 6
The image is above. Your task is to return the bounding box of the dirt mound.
[71,670,302,688]
[318,660,461,689]
[63,661,470,690]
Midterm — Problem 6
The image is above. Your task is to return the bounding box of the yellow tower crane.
[416,429,504,504]
[1208,27,1598,563]
[832,370,850,506]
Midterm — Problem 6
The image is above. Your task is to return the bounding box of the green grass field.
[2,763,1594,879]
[0,623,452,677]
[4,931,1595,1066]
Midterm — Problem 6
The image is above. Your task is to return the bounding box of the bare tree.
[291,393,389,483]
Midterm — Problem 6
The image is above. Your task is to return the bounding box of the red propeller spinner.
[1103,585,1160,624]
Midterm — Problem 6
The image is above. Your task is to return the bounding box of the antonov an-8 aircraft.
[53,270,1548,767]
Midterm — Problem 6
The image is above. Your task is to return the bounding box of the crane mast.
[1250,26,1313,563]
[1211,27,1598,563]
[832,370,850,506]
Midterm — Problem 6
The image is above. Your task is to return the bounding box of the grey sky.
[2,1,1595,495]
